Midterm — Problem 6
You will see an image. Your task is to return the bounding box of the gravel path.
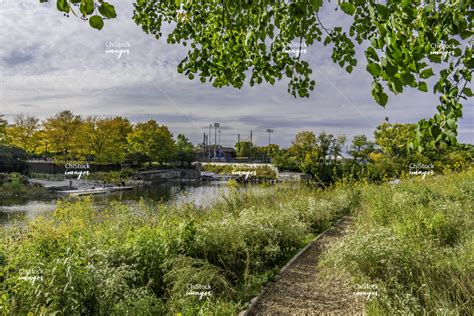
[245,217,364,316]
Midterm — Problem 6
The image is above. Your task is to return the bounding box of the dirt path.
[244,217,364,316]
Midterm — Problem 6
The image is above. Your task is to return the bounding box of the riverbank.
[0,173,52,205]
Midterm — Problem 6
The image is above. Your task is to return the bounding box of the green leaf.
[365,46,379,62]
[385,62,397,77]
[431,125,442,139]
[401,72,415,85]
[428,54,442,63]
[80,0,95,16]
[420,68,434,79]
[418,82,428,92]
[446,118,456,130]
[366,63,381,77]
[463,87,473,97]
[56,0,70,13]
[340,3,355,15]
[98,3,117,19]
[375,4,391,19]
[372,82,388,107]
[89,15,104,30]
[393,77,403,93]
[310,0,323,11]
[401,0,411,7]
[379,92,388,106]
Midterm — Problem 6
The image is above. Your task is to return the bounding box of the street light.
[266,129,274,146]
[266,129,274,162]
[213,122,220,158]
[208,124,212,160]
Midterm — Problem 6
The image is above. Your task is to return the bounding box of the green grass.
[319,169,474,315]
[0,183,358,315]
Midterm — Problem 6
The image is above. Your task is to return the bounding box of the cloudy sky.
[0,0,472,148]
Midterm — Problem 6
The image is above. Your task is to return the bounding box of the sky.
[0,0,472,148]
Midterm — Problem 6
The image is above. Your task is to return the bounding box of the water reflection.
[0,201,57,225]
[0,182,231,225]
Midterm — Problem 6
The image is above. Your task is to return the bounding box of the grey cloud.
[2,48,35,66]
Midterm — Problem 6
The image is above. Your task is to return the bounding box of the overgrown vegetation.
[0,183,357,314]
[0,173,49,204]
[320,169,474,315]
[272,125,473,185]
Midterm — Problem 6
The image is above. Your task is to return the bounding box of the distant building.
[195,145,236,161]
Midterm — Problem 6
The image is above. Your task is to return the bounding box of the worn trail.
[245,217,364,316]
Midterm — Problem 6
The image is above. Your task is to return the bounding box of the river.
[0,181,235,225]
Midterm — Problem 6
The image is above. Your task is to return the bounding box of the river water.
[0,182,233,225]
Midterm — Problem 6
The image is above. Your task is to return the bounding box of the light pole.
[266,129,274,161]
[208,124,212,160]
[213,122,220,158]
[266,129,274,146]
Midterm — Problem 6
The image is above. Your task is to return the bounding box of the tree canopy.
[127,120,176,165]
[0,115,7,144]
[175,134,195,165]
[39,1,473,151]
[6,115,40,154]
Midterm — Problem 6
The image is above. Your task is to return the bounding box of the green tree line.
[1,111,195,166]
[270,123,473,184]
